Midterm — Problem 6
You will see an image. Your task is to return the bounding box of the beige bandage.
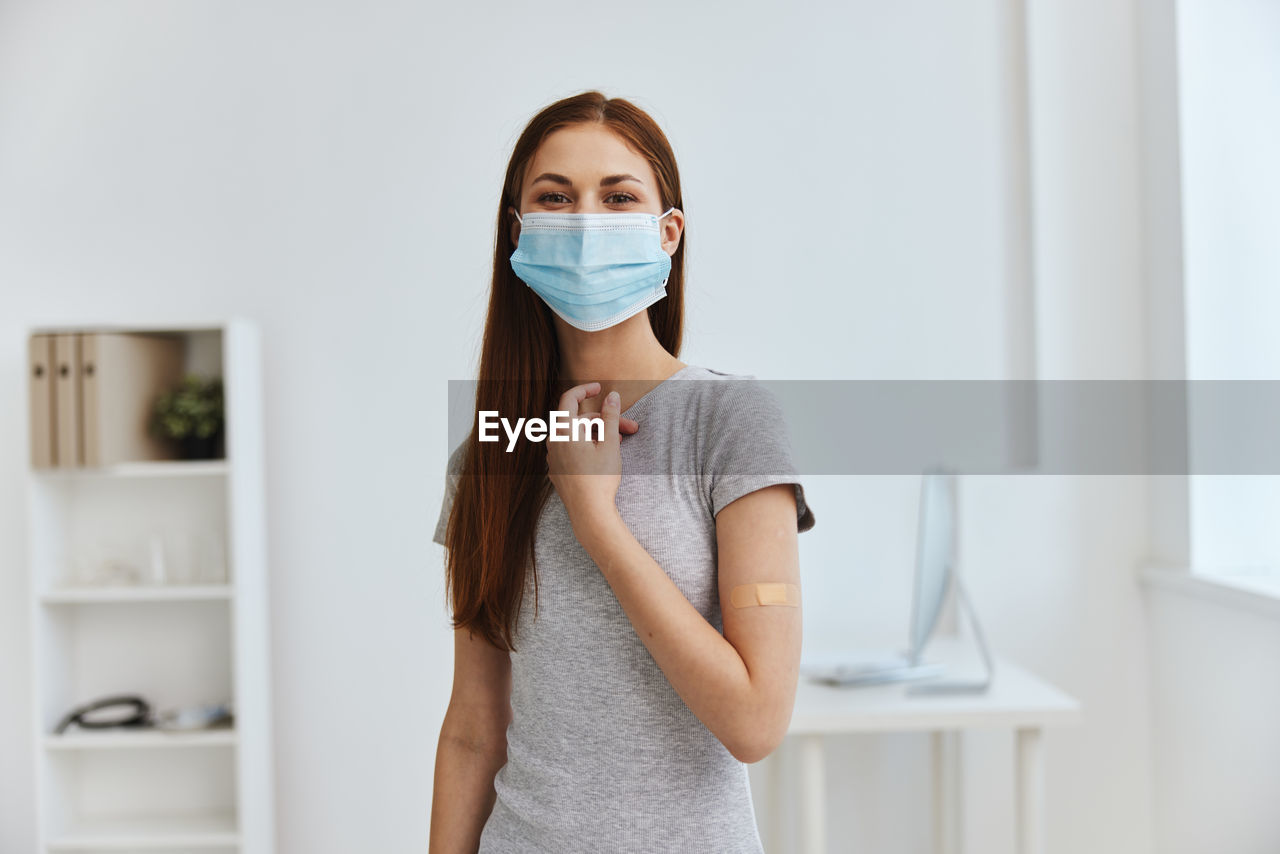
[730,582,800,609]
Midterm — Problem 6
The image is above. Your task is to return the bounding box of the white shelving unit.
[23,319,275,854]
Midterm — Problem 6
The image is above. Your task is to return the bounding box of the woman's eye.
[536,191,637,204]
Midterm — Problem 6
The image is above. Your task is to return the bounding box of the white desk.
[764,637,1081,854]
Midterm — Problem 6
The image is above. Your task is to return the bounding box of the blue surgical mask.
[509,206,677,332]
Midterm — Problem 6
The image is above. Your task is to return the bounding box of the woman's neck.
[557,316,680,381]
[555,315,685,408]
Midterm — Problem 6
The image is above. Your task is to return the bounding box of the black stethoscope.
[53,694,235,734]
[54,694,153,734]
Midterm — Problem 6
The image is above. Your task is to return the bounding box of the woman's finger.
[601,390,620,446]
[557,381,600,419]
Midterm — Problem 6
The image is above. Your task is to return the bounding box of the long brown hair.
[443,91,687,652]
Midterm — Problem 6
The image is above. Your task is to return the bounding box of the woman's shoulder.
[675,366,787,434]
[444,438,467,478]
[683,364,757,382]
[676,365,765,402]
[681,364,773,403]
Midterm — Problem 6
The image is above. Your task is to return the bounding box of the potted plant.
[149,375,225,460]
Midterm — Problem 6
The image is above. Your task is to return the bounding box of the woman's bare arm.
[429,626,513,854]
[572,483,801,764]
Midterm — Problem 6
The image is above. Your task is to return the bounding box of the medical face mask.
[509,206,677,332]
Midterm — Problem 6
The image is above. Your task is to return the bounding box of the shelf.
[27,320,272,852]
[45,729,237,750]
[31,460,228,479]
[40,584,234,605]
[46,808,239,850]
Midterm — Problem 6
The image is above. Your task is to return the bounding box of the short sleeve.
[703,377,815,533]
[432,442,467,547]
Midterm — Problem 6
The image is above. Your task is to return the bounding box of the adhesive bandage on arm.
[729,582,800,609]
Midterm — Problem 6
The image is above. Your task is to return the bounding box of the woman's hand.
[547,382,639,532]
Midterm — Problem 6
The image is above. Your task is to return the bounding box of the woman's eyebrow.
[530,172,644,187]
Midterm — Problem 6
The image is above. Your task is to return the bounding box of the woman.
[430,90,816,854]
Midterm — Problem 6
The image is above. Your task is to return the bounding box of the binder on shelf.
[28,334,56,468]
[81,332,186,467]
[53,334,81,467]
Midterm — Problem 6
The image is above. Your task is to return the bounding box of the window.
[1153,0,1280,582]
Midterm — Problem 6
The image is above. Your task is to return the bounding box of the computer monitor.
[908,468,956,665]
[800,468,994,691]
[904,468,996,694]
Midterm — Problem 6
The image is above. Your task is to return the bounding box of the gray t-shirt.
[433,363,815,853]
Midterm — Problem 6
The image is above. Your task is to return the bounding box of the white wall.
[1146,588,1280,854]
[0,1,1155,852]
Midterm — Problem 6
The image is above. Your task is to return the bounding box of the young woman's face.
[510,124,683,256]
